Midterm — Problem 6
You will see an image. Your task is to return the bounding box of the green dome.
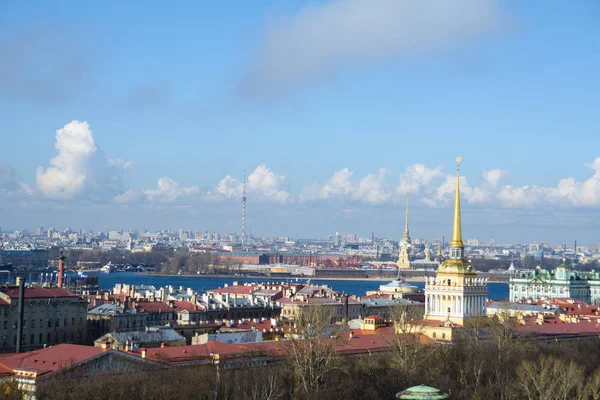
[396,385,449,399]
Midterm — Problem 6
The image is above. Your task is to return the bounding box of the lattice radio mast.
[241,170,246,248]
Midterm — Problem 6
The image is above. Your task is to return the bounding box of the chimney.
[125,342,130,352]
[160,342,165,348]
[141,348,147,358]
[57,251,66,287]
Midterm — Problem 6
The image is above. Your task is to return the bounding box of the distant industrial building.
[0,249,48,268]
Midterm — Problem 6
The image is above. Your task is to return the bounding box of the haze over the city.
[1,1,599,244]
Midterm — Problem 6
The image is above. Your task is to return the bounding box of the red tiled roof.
[517,316,600,336]
[0,287,78,299]
[173,301,204,312]
[0,344,104,377]
[135,301,175,313]
[134,341,246,363]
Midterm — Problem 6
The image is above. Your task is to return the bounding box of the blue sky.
[1,0,599,244]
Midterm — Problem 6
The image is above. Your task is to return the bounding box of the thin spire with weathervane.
[451,156,464,249]
[402,193,411,244]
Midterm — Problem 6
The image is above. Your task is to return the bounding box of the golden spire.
[402,193,411,243]
[451,156,464,248]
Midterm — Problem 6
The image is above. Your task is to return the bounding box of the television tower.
[241,170,246,248]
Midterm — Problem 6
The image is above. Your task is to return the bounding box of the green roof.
[396,385,449,399]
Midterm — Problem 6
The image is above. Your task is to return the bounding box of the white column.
[454,296,458,316]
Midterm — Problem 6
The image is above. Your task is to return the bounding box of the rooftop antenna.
[241,170,247,249]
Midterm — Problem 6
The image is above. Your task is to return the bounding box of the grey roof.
[106,327,185,344]
[362,298,420,307]
[487,301,549,312]
[88,304,125,315]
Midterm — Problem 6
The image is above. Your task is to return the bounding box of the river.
[95,272,509,301]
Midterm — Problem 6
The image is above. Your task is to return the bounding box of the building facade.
[509,262,600,305]
[0,286,88,352]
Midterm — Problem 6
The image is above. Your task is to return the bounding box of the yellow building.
[423,157,488,327]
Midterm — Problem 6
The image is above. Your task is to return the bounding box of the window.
[432,332,437,338]
[39,333,43,344]
[3,321,6,329]
[72,318,75,326]
[48,319,52,328]
[64,318,67,327]
[30,334,34,344]
[39,319,43,328]
[442,333,446,339]
[23,320,27,328]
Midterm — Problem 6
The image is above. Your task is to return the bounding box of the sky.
[0,0,599,245]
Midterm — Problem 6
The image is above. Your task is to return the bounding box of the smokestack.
[57,251,66,287]
[16,277,25,353]
[574,240,577,252]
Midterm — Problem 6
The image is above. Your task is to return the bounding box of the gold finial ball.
[456,156,462,163]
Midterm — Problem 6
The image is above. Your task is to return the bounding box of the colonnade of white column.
[425,293,486,318]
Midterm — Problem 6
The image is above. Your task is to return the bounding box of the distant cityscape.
[1,224,598,273]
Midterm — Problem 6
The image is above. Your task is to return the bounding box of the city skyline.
[1,1,599,243]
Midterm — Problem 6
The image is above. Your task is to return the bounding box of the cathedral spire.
[451,157,464,248]
[402,193,411,243]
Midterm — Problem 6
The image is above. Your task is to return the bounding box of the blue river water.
[95,273,509,301]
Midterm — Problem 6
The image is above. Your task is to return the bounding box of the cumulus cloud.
[421,159,600,209]
[36,120,97,200]
[301,167,391,204]
[213,164,290,203]
[35,120,133,201]
[397,164,443,194]
[113,178,199,205]
[241,0,504,97]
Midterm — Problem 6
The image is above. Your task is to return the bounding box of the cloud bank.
[241,0,504,97]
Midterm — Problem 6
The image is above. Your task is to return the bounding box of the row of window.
[1,317,84,330]
[2,330,81,347]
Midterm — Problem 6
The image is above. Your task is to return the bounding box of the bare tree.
[387,304,439,382]
[517,354,586,400]
[283,304,344,398]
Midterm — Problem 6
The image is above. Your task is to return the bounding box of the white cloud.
[35,120,132,201]
[36,120,97,200]
[248,164,290,203]
[242,0,504,97]
[107,158,135,169]
[422,159,600,209]
[396,164,443,194]
[482,169,509,186]
[114,178,199,204]
[301,167,391,204]
[212,164,290,203]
